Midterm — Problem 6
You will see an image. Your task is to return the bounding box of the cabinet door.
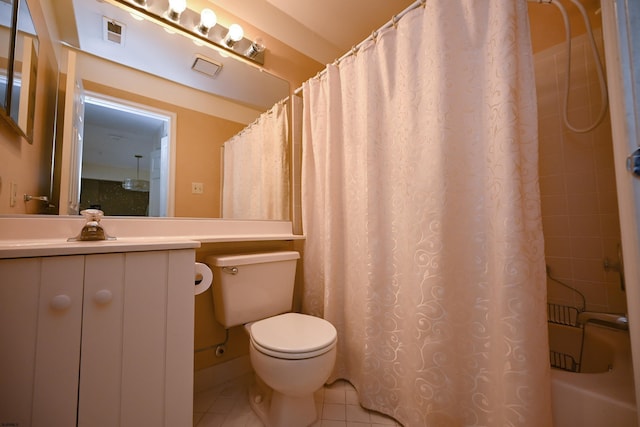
[79,250,194,427]
[120,251,169,427]
[32,256,84,425]
[0,249,194,427]
[78,253,126,427]
[0,256,84,427]
[0,258,41,427]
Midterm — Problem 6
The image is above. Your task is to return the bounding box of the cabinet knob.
[50,294,72,310]
[94,289,113,305]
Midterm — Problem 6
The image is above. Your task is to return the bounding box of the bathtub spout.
[577,311,629,330]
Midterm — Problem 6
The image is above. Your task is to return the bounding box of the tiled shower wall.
[535,31,627,314]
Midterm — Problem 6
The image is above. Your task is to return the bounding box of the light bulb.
[196,8,217,35]
[223,24,244,47]
[169,0,187,13]
[166,0,187,21]
[228,24,244,41]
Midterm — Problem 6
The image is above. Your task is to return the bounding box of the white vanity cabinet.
[0,249,195,427]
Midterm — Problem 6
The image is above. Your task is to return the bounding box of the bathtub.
[549,321,638,427]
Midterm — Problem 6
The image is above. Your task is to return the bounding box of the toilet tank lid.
[206,251,300,267]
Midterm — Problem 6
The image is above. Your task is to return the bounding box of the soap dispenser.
[68,209,116,241]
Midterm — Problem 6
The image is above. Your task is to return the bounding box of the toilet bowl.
[246,313,337,427]
[206,252,337,427]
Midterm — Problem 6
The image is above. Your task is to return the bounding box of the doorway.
[80,94,174,216]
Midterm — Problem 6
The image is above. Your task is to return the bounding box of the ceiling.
[63,0,416,174]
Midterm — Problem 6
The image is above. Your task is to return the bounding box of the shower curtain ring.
[392,15,400,28]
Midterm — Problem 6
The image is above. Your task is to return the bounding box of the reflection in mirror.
[50,0,291,219]
[80,94,172,217]
[71,0,287,113]
[9,0,38,141]
[222,99,290,220]
[0,0,13,113]
[104,0,266,67]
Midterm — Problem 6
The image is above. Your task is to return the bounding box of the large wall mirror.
[44,0,292,219]
[1,0,38,142]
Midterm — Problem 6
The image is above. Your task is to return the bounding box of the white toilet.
[206,251,337,427]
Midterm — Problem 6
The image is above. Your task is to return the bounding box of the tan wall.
[530,0,625,314]
[174,109,243,218]
[533,27,625,312]
[528,0,602,53]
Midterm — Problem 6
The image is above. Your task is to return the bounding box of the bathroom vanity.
[0,245,197,426]
[0,216,301,427]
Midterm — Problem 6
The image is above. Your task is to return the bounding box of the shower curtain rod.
[224,97,289,145]
[292,0,426,96]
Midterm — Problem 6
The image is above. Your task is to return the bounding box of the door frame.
[81,92,176,217]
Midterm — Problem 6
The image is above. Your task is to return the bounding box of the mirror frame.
[1,0,38,142]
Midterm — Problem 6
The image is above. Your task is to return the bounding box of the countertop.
[0,216,303,258]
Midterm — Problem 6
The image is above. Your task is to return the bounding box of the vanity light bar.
[106,0,265,66]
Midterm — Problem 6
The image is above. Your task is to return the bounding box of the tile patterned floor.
[193,374,401,427]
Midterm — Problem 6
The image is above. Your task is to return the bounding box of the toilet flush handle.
[222,266,238,275]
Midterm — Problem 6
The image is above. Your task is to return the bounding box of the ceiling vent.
[192,55,223,78]
[103,17,125,45]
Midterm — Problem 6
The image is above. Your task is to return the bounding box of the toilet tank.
[206,251,300,328]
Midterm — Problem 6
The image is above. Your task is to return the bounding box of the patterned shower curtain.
[301,1,552,425]
[222,100,290,220]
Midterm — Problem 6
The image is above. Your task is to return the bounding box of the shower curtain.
[301,1,552,426]
[222,100,289,220]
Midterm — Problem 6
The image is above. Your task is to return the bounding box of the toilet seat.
[249,313,337,360]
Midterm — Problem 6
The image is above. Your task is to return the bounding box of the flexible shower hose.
[552,0,609,133]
